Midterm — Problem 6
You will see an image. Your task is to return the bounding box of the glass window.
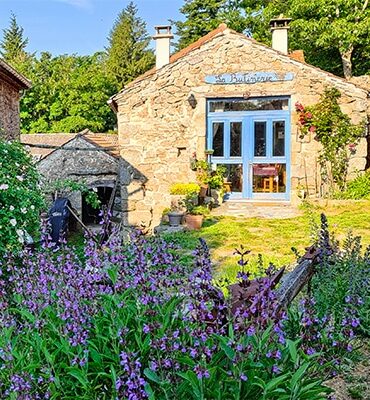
[252,164,286,193]
[254,122,266,157]
[212,122,224,156]
[221,164,243,193]
[230,122,242,157]
[273,121,285,157]
[209,98,289,112]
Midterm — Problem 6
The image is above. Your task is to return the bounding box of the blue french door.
[207,100,290,200]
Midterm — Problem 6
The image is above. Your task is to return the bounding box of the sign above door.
[205,72,294,85]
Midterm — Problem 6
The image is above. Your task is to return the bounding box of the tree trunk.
[341,44,353,79]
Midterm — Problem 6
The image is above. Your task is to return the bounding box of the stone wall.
[0,78,21,140]
[37,136,121,219]
[115,28,369,229]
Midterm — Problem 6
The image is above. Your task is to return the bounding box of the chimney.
[153,25,173,69]
[269,16,291,54]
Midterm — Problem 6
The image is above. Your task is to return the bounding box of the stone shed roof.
[20,130,119,160]
[0,58,31,89]
[111,23,369,102]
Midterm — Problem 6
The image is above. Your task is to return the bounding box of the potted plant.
[207,165,227,206]
[167,201,185,227]
[182,195,209,230]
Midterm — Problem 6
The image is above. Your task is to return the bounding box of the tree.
[106,2,154,89]
[174,0,246,50]
[240,0,370,78]
[0,12,31,70]
[20,52,117,133]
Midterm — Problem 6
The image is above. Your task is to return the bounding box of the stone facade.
[0,59,31,140]
[21,133,122,221]
[112,26,369,229]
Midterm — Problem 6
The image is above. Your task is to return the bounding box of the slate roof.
[0,58,31,89]
[20,130,119,160]
[111,23,369,101]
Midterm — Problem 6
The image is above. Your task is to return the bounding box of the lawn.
[163,200,370,281]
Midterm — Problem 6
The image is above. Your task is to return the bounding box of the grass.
[162,200,370,282]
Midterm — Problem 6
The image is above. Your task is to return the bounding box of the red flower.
[295,102,304,112]
[309,125,316,133]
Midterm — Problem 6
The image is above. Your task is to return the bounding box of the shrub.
[0,139,44,254]
[334,169,370,199]
[170,183,200,196]
[0,229,330,399]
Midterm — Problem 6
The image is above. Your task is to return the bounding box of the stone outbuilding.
[109,21,370,230]
[21,130,122,224]
[0,58,31,140]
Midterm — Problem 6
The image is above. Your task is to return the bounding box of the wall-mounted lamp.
[187,93,197,109]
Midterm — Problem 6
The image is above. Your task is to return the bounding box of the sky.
[0,0,183,56]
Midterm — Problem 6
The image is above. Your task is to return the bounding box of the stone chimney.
[153,25,173,69]
[269,16,291,55]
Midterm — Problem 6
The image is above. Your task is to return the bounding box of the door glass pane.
[221,164,243,193]
[252,164,286,193]
[254,122,266,156]
[230,122,242,157]
[273,121,285,156]
[212,122,224,156]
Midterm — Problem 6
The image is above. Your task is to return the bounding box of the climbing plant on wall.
[295,87,365,193]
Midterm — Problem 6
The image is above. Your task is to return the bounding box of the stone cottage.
[0,58,31,140]
[21,130,122,224]
[109,20,370,230]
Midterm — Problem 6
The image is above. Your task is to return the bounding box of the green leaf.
[265,373,289,391]
[67,368,88,388]
[290,363,310,389]
[144,368,162,384]
[287,339,298,364]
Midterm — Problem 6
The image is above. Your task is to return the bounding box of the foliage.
[174,0,246,50]
[170,182,201,196]
[0,139,44,254]
[296,87,364,192]
[42,178,101,209]
[106,1,154,89]
[334,170,370,200]
[0,12,31,67]
[240,0,370,77]
[193,159,226,189]
[0,230,331,399]
[20,52,117,133]
[207,165,227,189]
[310,219,370,337]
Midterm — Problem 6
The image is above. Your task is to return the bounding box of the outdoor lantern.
[187,93,197,109]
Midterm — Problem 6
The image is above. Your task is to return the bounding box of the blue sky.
[0,0,183,56]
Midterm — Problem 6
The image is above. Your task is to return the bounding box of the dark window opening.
[82,186,112,224]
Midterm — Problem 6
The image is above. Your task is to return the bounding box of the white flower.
[0,184,9,190]
[9,205,14,211]
[16,175,24,182]
[10,219,17,226]
[30,205,35,210]
[21,208,27,214]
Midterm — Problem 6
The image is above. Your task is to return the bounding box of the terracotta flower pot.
[185,214,204,230]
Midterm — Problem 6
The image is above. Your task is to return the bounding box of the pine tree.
[0,12,29,65]
[106,2,154,89]
[174,0,245,50]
